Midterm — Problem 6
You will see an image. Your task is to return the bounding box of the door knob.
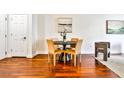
[24,37,26,39]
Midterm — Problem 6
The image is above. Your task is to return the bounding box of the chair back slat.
[71,38,79,48]
[95,43,108,49]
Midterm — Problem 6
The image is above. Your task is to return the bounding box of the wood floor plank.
[0,54,119,78]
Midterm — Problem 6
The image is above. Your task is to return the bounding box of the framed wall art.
[106,20,124,34]
[57,17,72,33]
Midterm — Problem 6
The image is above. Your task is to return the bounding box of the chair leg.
[48,53,51,71]
[80,54,81,63]
[95,48,98,57]
[48,53,50,63]
[108,52,110,57]
[104,52,107,61]
[74,54,76,66]
[53,54,56,66]
[64,52,66,64]
[71,54,73,60]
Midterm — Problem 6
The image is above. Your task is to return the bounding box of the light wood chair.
[64,40,83,66]
[47,39,65,66]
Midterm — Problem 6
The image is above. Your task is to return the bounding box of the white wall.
[37,14,124,54]
[32,14,38,56]
[37,14,45,54]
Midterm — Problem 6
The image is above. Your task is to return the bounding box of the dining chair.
[47,39,65,66]
[64,40,83,66]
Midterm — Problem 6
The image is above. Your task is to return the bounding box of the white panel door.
[0,15,6,59]
[10,15,28,57]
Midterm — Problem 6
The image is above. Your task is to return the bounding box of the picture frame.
[57,17,72,33]
[106,20,124,34]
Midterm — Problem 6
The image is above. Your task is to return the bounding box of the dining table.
[54,41,76,62]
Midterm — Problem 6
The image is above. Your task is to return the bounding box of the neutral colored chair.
[95,42,110,61]
[64,40,83,66]
[47,39,65,66]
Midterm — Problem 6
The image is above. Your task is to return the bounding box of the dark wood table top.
[54,41,76,45]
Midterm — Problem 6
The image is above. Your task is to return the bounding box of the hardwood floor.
[0,54,119,78]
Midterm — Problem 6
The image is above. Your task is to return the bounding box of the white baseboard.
[37,51,48,54]
[0,56,6,60]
